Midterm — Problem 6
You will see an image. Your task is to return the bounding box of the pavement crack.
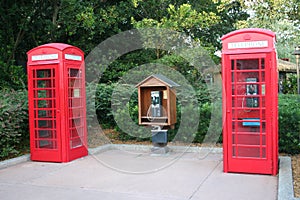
[188,160,221,200]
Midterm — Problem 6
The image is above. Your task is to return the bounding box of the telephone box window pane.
[37,90,47,98]
[69,98,82,107]
[261,71,265,83]
[232,121,238,132]
[41,109,55,118]
[37,100,53,108]
[70,118,81,128]
[234,146,261,158]
[233,134,265,146]
[69,108,82,118]
[37,110,47,118]
[70,138,82,148]
[262,148,266,158]
[36,140,57,149]
[37,69,52,78]
[231,60,235,70]
[37,80,52,88]
[261,58,265,69]
[236,72,259,83]
[69,79,82,88]
[37,130,52,138]
[69,89,81,98]
[236,59,259,70]
[231,97,245,108]
[37,120,54,128]
[69,69,80,77]
[70,129,79,138]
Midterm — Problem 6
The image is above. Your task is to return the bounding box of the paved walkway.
[0,145,278,200]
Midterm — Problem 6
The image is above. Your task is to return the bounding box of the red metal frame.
[222,28,278,175]
[27,43,88,162]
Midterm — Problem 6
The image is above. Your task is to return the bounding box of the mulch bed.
[292,154,300,198]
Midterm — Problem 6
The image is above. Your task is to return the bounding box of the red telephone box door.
[65,63,87,161]
[224,54,273,174]
[28,64,62,161]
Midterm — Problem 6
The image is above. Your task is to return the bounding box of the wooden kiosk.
[136,74,179,148]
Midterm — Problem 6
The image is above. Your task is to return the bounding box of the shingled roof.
[136,74,180,88]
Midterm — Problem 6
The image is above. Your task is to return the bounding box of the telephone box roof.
[27,43,83,54]
[221,28,276,41]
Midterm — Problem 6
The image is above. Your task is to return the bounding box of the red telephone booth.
[27,43,88,162]
[221,28,278,175]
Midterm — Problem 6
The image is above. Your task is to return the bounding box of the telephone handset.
[246,78,259,107]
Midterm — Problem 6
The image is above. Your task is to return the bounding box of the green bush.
[95,83,116,128]
[0,89,29,159]
[278,94,300,154]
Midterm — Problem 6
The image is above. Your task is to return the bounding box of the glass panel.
[69,69,80,77]
[36,110,55,118]
[37,119,55,128]
[68,88,81,98]
[35,130,56,139]
[261,71,265,82]
[236,59,259,70]
[262,148,266,158]
[69,118,82,128]
[235,72,259,83]
[37,69,52,78]
[70,127,83,148]
[69,79,82,88]
[261,58,265,69]
[233,146,261,158]
[71,138,82,148]
[37,80,52,88]
[37,100,52,108]
[233,134,265,145]
[36,140,57,149]
[231,60,235,70]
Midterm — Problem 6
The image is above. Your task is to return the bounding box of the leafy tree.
[132,0,248,50]
[236,0,300,61]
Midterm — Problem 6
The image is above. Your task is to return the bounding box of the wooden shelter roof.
[136,74,180,88]
[277,59,297,72]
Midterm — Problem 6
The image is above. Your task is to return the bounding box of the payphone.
[148,91,163,119]
[245,78,259,108]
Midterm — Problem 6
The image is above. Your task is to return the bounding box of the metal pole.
[297,54,300,94]
[293,46,300,94]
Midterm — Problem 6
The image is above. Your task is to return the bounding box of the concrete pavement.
[0,145,279,200]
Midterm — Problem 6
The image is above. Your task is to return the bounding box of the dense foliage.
[278,94,300,154]
[0,89,29,160]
